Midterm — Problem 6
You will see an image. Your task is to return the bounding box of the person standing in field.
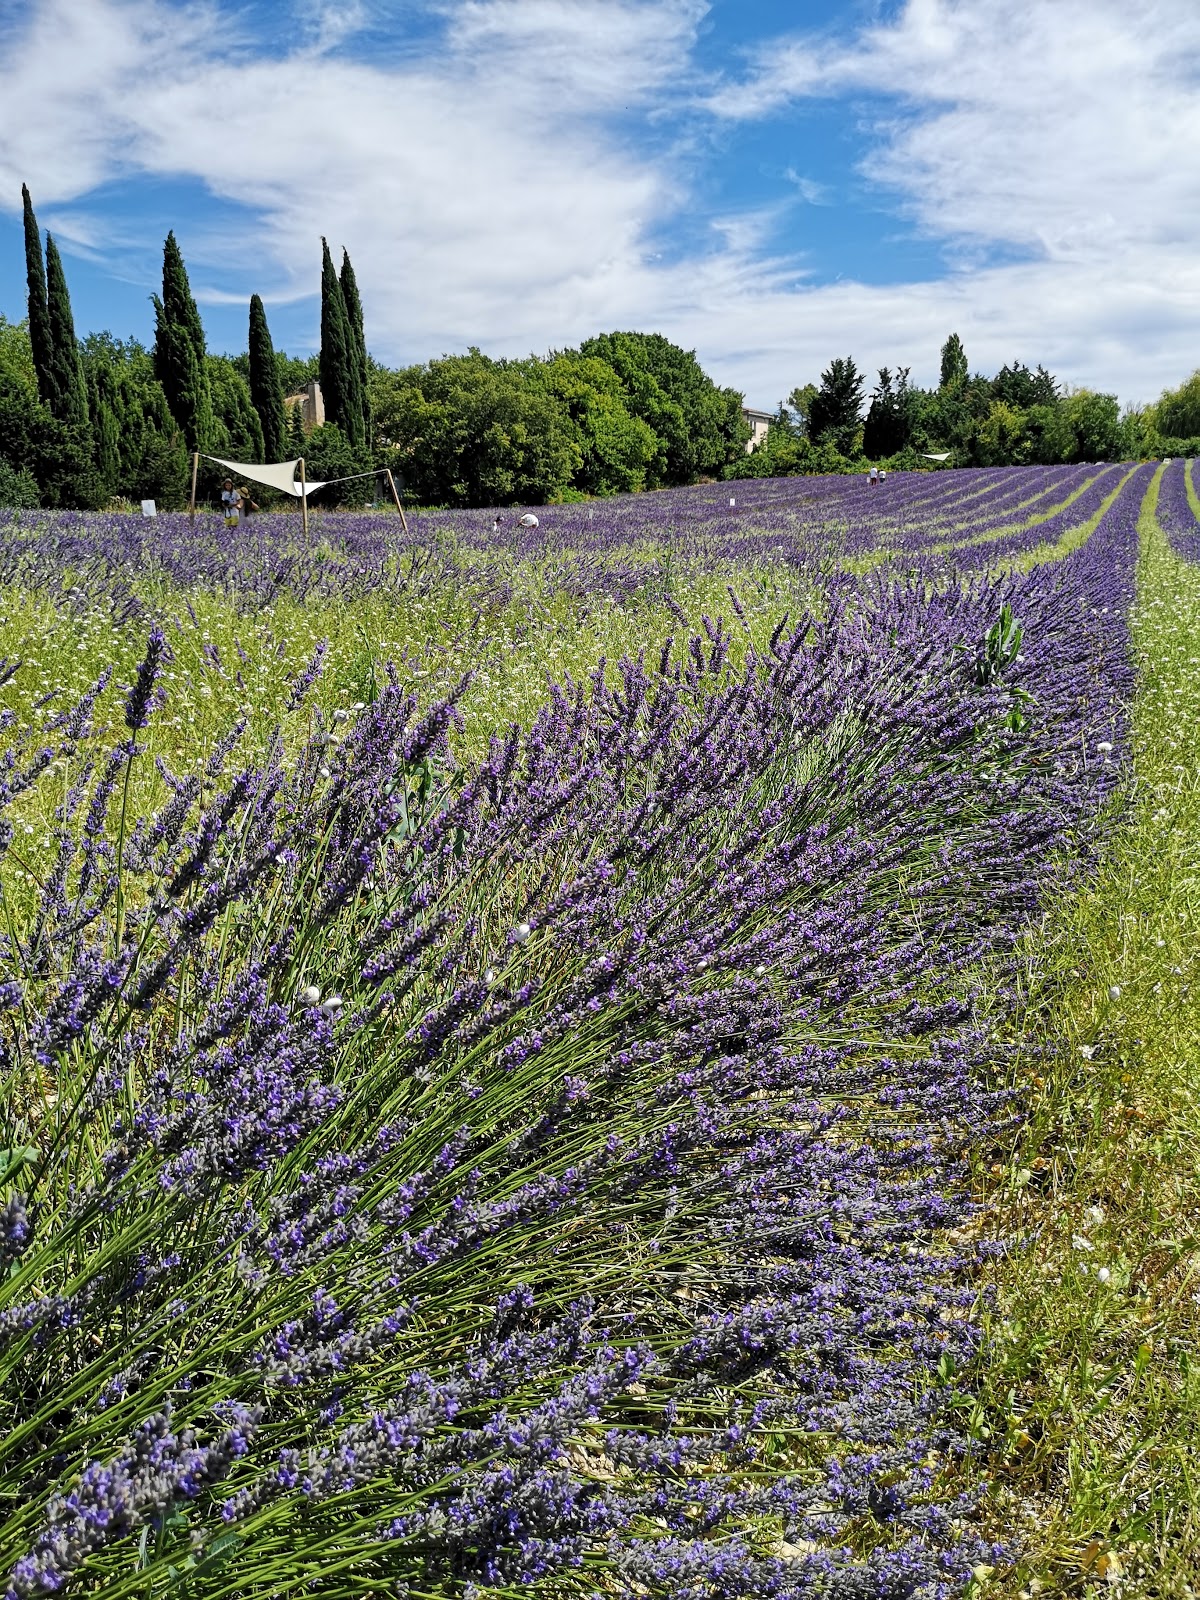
[221,478,239,526]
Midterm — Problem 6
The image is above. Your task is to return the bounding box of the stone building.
[284,379,325,434]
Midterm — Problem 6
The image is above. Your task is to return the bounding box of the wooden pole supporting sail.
[386,469,408,534]
[188,452,199,523]
[299,457,309,537]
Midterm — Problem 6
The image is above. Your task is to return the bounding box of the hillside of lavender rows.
[0,461,1185,1599]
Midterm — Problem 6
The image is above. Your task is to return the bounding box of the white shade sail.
[207,455,308,497]
[203,456,395,499]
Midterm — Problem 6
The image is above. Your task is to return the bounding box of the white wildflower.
[1078,1044,1096,1060]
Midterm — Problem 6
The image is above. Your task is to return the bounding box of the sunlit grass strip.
[999,466,1140,575]
[1185,455,1200,521]
[847,468,1115,576]
[925,465,1113,558]
[971,465,1200,1591]
[0,559,821,902]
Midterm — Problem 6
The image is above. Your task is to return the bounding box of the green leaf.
[0,1146,38,1186]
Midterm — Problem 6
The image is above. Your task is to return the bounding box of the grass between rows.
[971,467,1200,1597]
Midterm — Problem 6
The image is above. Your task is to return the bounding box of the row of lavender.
[0,466,1113,621]
[1152,457,1200,557]
[0,468,1147,1597]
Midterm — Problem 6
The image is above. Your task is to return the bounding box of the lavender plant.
[0,465,1145,1597]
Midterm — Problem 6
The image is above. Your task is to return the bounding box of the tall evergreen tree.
[319,238,363,450]
[154,232,215,453]
[248,294,286,461]
[339,249,370,447]
[87,361,121,498]
[807,357,865,454]
[44,235,89,430]
[287,400,307,458]
[862,367,913,459]
[21,185,54,408]
[208,355,264,462]
[939,333,969,391]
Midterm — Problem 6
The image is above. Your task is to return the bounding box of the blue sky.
[2,0,1200,408]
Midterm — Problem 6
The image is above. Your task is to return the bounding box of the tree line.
[3,185,1199,511]
[0,188,748,511]
[731,337,1200,480]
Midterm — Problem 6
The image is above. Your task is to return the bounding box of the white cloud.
[710,0,1200,266]
[2,0,1200,407]
[782,170,829,206]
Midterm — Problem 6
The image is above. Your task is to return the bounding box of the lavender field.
[0,462,1195,1599]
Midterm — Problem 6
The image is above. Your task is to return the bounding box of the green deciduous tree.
[1061,389,1122,461]
[807,357,864,455]
[21,185,54,409]
[975,399,1026,466]
[44,235,89,430]
[579,331,746,484]
[300,422,370,505]
[248,295,286,461]
[786,384,819,437]
[153,233,215,454]
[532,351,659,495]
[370,350,575,507]
[0,317,37,398]
[1151,371,1200,441]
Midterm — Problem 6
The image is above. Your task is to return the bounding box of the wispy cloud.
[2,0,1200,406]
[709,0,1200,267]
[782,170,829,206]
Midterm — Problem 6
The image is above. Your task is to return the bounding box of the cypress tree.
[154,232,215,453]
[248,294,286,461]
[44,235,89,429]
[339,249,370,447]
[319,238,362,450]
[287,400,306,457]
[939,333,969,391]
[87,358,121,498]
[208,355,264,462]
[22,185,54,407]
